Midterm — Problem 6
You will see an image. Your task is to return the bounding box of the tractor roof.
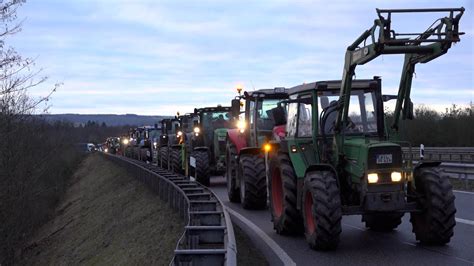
[288,78,380,95]
[195,105,231,113]
[243,87,288,99]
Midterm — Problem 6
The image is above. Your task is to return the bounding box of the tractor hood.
[343,138,403,182]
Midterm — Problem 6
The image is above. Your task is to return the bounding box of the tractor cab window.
[148,129,160,139]
[346,91,377,134]
[297,96,313,137]
[201,111,231,129]
[318,89,378,135]
[256,99,280,131]
[286,96,298,137]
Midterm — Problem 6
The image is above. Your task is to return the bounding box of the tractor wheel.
[269,153,303,234]
[159,147,168,169]
[239,154,267,209]
[303,171,342,250]
[226,142,240,203]
[362,213,403,232]
[192,150,210,186]
[171,148,183,174]
[410,167,456,245]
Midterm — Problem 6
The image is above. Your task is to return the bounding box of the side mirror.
[231,99,240,117]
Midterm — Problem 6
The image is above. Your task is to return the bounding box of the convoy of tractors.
[103,8,465,250]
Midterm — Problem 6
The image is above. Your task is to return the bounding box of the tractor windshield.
[256,99,280,130]
[319,89,377,135]
[148,129,160,139]
[201,111,231,129]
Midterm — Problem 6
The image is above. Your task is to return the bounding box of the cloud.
[7,0,473,116]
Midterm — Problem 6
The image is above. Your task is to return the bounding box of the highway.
[209,176,474,266]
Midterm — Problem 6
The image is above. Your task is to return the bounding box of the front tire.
[226,142,240,202]
[171,147,183,174]
[239,154,267,209]
[303,171,342,250]
[159,146,168,169]
[269,153,302,234]
[192,150,210,186]
[410,167,456,245]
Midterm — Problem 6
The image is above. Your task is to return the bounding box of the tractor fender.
[171,144,183,149]
[304,163,338,177]
[193,146,209,152]
[240,147,262,157]
[227,129,247,154]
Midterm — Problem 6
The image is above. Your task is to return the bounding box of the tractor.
[137,125,161,163]
[226,87,289,209]
[157,117,181,170]
[169,113,199,175]
[184,105,233,186]
[266,8,464,250]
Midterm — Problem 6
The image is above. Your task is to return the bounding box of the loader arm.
[334,7,464,157]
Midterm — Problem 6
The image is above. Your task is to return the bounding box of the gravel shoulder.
[18,153,184,265]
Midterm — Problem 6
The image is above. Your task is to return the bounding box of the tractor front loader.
[267,7,464,250]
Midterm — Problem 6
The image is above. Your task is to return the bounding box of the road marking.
[453,190,474,195]
[456,218,474,226]
[225,207,296,266]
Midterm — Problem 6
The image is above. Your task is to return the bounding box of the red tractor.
[226,87,288,209]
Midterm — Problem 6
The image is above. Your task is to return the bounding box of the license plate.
[376,154,392,164]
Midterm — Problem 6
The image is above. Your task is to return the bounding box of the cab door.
[287,94,318,178]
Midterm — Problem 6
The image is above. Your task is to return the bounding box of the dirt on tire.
[17,153,184,265]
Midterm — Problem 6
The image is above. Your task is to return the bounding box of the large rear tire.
[269,153,303,234]
[239,154,267,209]
[303,171,342,250]
[362,213,403,232]
[192,150,210,186]
[226,142,240,202]
[171,147,183,174]
[410,167,456,245]
[159,146,169,169]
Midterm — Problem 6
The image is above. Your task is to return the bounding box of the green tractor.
[226,87,289,209]
[267,8,464,250]
[157,117,181,170]
[170,113,199,175]
[187,105,233,186]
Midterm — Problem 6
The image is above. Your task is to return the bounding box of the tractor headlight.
[237,120,246,133]
[104,148,108,153]
[193,127,200,133]
[177,131,183,137]
[123,138,129,145]
[391,171,402,182]
[367,173,378,184]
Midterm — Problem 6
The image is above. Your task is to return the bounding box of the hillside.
[18,154,183,265]
[39,114,171,126]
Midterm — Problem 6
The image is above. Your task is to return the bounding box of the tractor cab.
[193,106,232,167]
[229,87,289,155]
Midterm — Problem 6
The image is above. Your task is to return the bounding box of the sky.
[8,0,474,115]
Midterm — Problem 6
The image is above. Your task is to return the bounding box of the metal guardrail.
[402,147,474,163]
[103,153,237,266]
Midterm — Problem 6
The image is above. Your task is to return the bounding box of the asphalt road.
[209,176,474,266]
